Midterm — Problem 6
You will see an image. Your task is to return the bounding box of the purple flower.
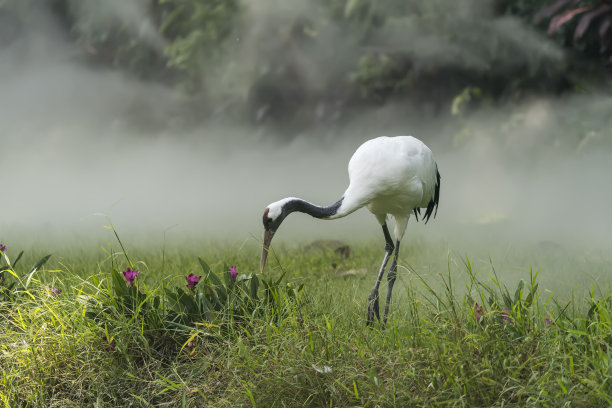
[122,268,139,287]
[229,266,237,281]
[474,302,484,322]
[51,287,62,297]
[103,335,116,352]
[186,273,202,290]
[545,314,553,328]
[501,307,510,323]
[0,243,6,253]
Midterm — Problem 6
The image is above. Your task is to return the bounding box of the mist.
[1,0,611,256]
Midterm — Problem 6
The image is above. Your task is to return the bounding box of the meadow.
[2,1,612,406]
[1,230,611,407]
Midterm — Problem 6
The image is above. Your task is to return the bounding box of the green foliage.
[329,0,386,33]
[159,0,240,92]
[163,257,302,330]
[0,0,241,91]
[349,53,414,98]
[1,236,612,406]
[2,0,606,119]
[496,0,552,18]
[0,247,51,302]
[78,227,304,363]
[337,0,568,103]
[451,86,483,116]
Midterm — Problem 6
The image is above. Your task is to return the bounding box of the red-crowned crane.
[260,136,441,327]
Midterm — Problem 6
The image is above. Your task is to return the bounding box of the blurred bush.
[0,0,609,128]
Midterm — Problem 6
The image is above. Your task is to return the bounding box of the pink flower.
[229,266,237,281]
[51,287,62,297]
[186,273,202,290]
[545,315,553,327]
[122,268,139,287]
[474,302,484,322]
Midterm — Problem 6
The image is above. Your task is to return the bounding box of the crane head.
[260,198,293,272]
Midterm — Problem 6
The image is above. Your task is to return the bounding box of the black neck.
[284,197,344,220]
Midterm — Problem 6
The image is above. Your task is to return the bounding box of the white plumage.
[338,136,439,235]
[261,135,440,327]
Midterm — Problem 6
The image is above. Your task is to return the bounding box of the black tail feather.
[422,166,440,224]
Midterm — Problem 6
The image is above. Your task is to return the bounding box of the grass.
[1,233,611,407]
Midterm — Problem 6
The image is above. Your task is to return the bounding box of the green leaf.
[177,288,198,313]
[160,4,186,34]
[344,0,361,18]
[525,284,538,306]
[165,287,181,307]
[274,271,286,287]
[566,328,588,336]
[111,268,128,297]
[196,292,214,320]
[28,254,51,275]
[502,289,513,308]
[203,283,221,309]
[24,254,51,289]
[215,284,227,306]
[556,378,568,394]
[206,268,222,288]
[250,274,259,300]
[514,280,525,303]
[223,263,232,287]
[198,258,212,276]
[12,250,24,268]
[201,264,226,305]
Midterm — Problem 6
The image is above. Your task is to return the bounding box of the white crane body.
[261,135,440,327]
[338,136,438,237]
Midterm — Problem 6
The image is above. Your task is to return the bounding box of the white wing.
[341,136,438,217]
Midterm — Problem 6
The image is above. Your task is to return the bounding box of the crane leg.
[367,224,394,327]
[383,240,400,329]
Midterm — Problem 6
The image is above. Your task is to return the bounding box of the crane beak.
[260,229,275,273]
